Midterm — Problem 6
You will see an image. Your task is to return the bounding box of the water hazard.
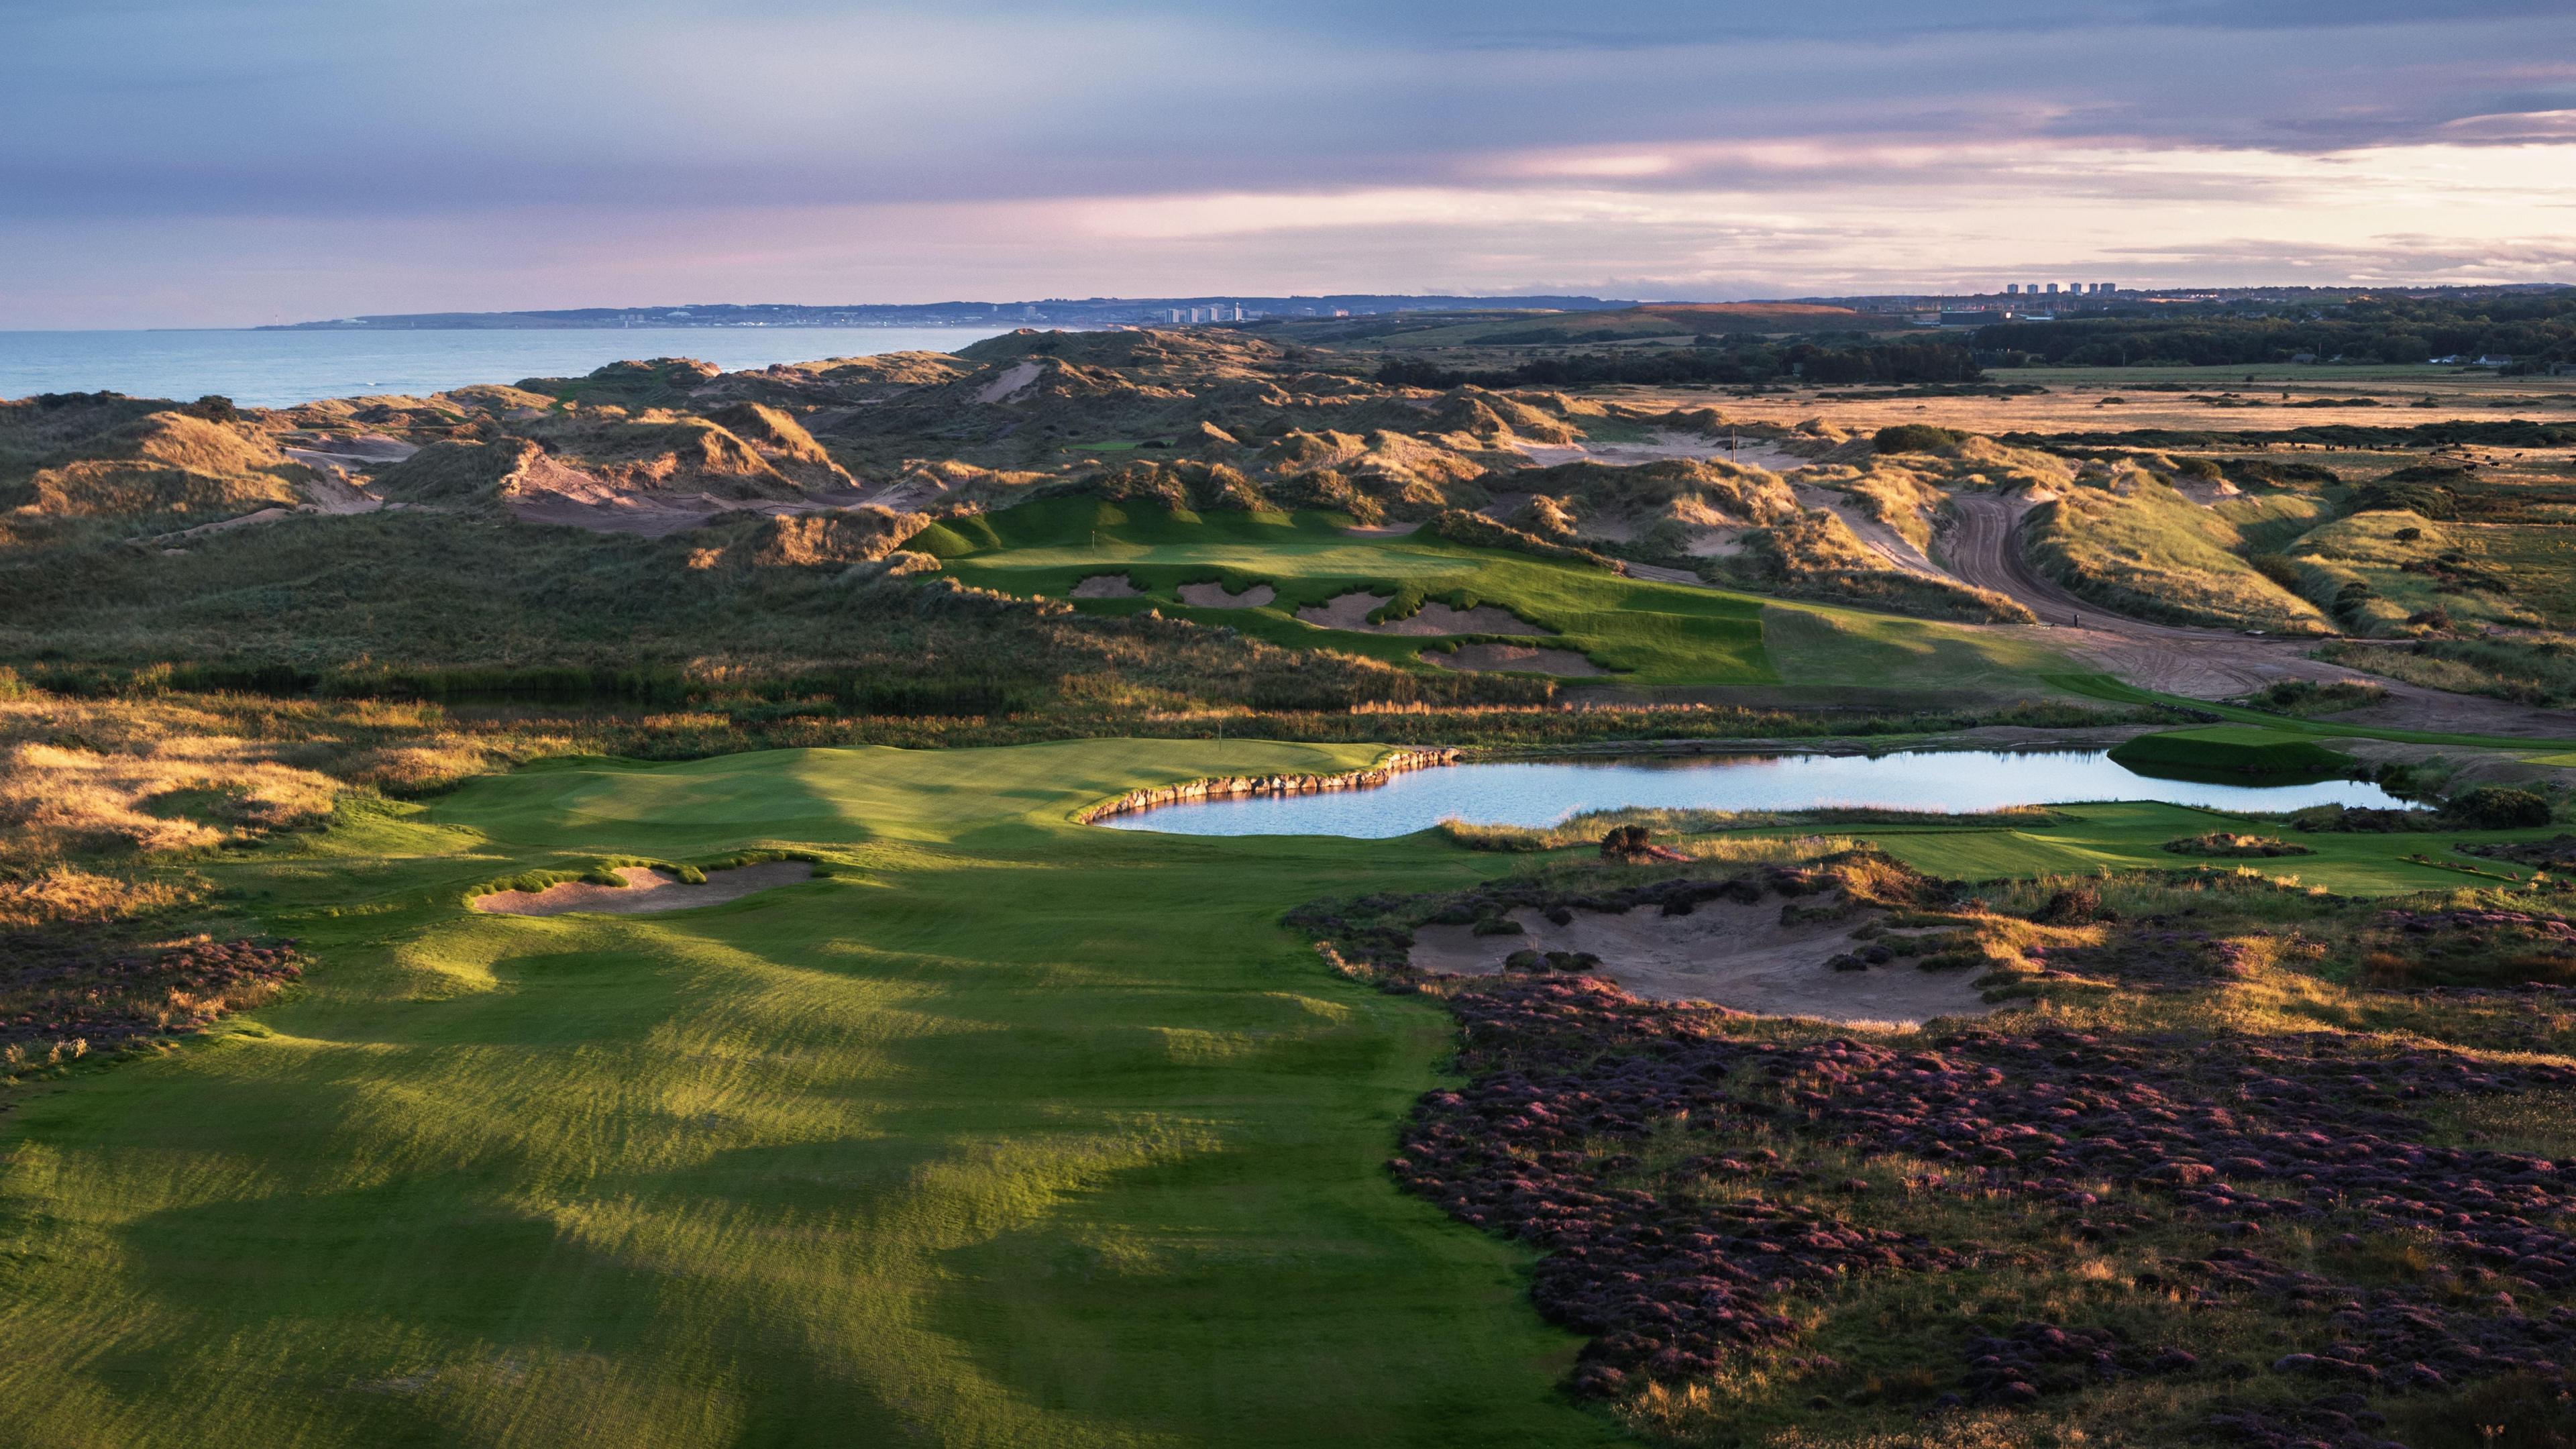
[1093,750,2414,838]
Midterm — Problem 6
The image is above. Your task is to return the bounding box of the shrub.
[2443,786,2553,830]
[1600,824,1653,860]
[2031,885,2104,923]
[2161,833,2312,859]
[1872,423,1957,453]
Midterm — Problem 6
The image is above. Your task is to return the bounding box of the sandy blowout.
[1409,899,1996,1026]
[471,861,814,916]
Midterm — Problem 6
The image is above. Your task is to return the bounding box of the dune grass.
[2025,476,2330,633]
[0,739,1624,1449]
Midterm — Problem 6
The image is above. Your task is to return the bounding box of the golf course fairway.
[0,740,1621,1448]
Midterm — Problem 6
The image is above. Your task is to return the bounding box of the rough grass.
[2025,474,2330,633]
[2320,635,2576,710]
[1757,604,2076,696]
[2286,509,2540,635]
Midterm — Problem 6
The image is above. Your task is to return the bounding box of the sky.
[3,0,2575,327]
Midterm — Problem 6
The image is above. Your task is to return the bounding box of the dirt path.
[1409,900,1996,1026]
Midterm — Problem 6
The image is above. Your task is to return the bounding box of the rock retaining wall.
[1075,747,1460,823]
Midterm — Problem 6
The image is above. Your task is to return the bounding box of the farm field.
[0,739,1625,1449]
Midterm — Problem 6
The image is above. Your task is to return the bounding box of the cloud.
[2,2,2573,322]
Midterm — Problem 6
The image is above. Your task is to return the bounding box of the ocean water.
[0,327,1015,409]
[1095,750,2413,837]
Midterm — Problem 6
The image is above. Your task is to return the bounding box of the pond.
[1093,749,2415,838]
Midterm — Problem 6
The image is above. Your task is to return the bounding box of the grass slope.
[0,740,1621,1449]
[2024,477,2330,633]
[931,496,1774,684]
[931,496,2068,692]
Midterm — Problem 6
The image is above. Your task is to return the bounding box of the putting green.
[0,740,1621,1449]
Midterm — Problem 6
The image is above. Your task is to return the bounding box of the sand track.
[470,862,814,916]
[1409,900,1994,1026]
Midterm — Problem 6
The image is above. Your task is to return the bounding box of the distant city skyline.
[5,1,2574,328]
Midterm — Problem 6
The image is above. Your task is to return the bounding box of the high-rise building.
[2006,284,2021,295]
[2045,282,2060,295]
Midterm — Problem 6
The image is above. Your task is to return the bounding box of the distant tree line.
[1972,292,2576,370]
[1375,339,1982,390]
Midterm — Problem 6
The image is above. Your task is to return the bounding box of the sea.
[0,327,1017,409]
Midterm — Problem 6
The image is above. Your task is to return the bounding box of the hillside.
[13,321,2576,1449]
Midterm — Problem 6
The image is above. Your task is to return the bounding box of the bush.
[2161,833,2312,859]
[2443,786,2553,830]
[1872,424,1957,454]
[2031,885,2105,923]
[1600,825,1653,860]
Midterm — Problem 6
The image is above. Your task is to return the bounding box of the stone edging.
[1074,747,1460,823]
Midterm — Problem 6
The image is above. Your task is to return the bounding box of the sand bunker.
[1071,574,1142,598]
[1295,590,1544,636]
[1409,900,1996,1026]
[1176,580,1275,608]
[470,861,814,917]
[1424,643,1606,676]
